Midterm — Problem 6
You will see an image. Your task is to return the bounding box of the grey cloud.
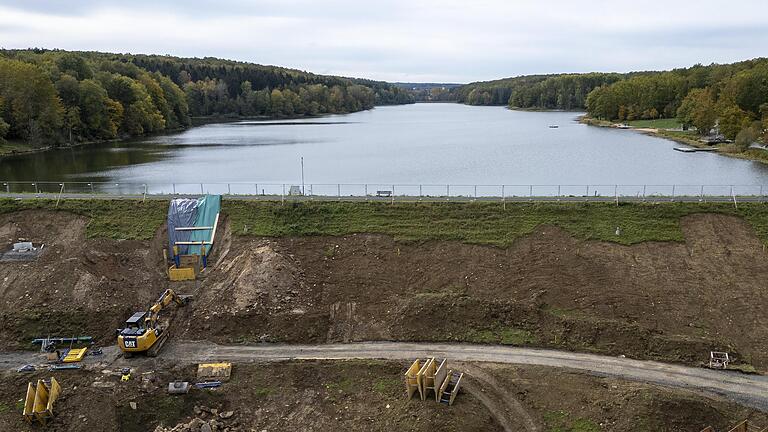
[1,0,767,82]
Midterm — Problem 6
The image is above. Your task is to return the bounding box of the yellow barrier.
[168,266,196,281]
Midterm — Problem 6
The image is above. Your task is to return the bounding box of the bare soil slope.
[183,213,768,368]
[3,210,768,370]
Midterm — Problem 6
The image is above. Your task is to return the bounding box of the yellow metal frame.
[62,348,87,363]
[197,362,232,381]
[23,378,60,425]
[168,265,195,281]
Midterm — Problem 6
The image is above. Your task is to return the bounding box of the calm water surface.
[3,104,768,192]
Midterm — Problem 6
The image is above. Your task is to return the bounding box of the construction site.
[3,197,768,431]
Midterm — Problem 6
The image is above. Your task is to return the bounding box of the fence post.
[364,184,368,197]
[446,184,449,198]
[671,185,675,202]
[502,185,505,209]
[33,183,38,194]
[227,183,231,195]
[642,185,646,202]
[474,185,477,200]
[338,184,341,200]
[172,183,176,195]
[585,185,589,202]
[282,184,285,205]
[700,185,704,202]
[419,184,422,198]
[5,183,8,193]
[200,183,204,194]
[614,184,618,206]
[143,184,147,202]
[557,185,560,202]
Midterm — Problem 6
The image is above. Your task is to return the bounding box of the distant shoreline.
[579,115,768,165]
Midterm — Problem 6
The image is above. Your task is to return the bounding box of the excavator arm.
[144,289,190,328]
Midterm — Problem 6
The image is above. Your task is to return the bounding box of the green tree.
[718,105,753,140]
[734,122,762,150]
[677,88,717,134]
[79,79,122,139]
[56,52,93,80]
[0,116,9,141]
[0,58,63,145]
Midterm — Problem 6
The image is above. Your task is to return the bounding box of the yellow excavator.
[117,288,191,357]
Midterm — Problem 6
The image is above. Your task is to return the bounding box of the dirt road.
[158,341,768,412]
[5,341,766,412]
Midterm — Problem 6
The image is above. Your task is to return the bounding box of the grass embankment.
[0,198,167,240]
[222,200,768,247]
[626,118,682,129]
[4,198,768,246]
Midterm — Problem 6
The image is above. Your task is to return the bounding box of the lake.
[2,103,768,196]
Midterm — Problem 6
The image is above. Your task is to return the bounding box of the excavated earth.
[183,213,768,370]
[1,360,767,432]
[3,209,768,429]
[3,210,768,369]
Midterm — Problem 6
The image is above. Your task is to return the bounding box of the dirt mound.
[199,240,310,314]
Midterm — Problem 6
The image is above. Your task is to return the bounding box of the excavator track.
[147,331,170,357]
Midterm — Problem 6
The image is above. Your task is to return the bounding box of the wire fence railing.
[1,181,767,202]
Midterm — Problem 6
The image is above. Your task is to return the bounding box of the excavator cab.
[121,312,147,335]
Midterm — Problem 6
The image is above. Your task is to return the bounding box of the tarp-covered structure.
[167,195,221,256]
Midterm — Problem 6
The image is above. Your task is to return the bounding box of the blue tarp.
[167,198,198,255]
[167,195,221,256]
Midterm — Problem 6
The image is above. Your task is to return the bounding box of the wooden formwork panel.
[417,358,436,401]
[22,383,35,422]
[404,359,422,399]
[25,377,60,425]
[433,360,448,402]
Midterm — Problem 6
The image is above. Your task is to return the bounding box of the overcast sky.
[1,0,767,83]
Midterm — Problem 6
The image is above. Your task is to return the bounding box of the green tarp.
[188,194,221,256]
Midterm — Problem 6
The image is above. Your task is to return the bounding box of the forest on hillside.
[0,49,414,147]
[585,59,768,143]
[451,73,628,109]
[452,58,768,144]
